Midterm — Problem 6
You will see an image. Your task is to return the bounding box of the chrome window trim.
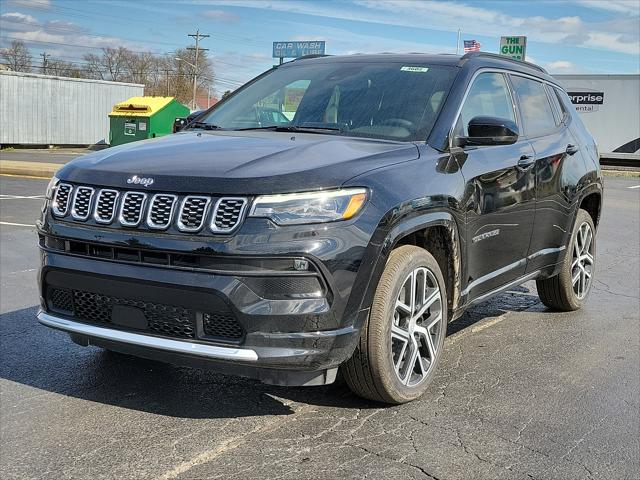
[177,195,212,232]
[93,189,120,224]
[448,67,565,150]
[70,186,95,221]
[146,193,178,230]
[210,197,248,233]
[51,183,73,217]
[118,191,148,227]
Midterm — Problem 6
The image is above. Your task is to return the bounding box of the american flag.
[463,40,481,53]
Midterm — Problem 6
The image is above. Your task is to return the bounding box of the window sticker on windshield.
[401,66,429,72]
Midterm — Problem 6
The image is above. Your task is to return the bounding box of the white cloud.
[570,0,640,15]
[202,9,240,22]
[546,60,578,73]
[1,12,38,23]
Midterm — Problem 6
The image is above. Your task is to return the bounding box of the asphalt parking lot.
[1,172,638,480]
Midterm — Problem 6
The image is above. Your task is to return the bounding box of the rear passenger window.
[510,76,557,137]
[546,84,566,125]
[457,73,515,137]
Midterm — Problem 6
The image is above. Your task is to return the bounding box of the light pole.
[175,57,197,110]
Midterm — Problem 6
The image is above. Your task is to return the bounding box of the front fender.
[347,205,463,331]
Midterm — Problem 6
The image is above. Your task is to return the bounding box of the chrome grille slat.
[211,197,247,233]
[177,196,211,232]
[52,183,73,217]
[71,186,95,220]
[119,192,147,227]
[94,189,119,224]
[147,194,177,230]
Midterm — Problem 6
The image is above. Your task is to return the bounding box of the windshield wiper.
[185,121,221,130]
[236,125,341,134]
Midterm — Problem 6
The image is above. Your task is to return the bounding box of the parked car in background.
[173,110,205,133]
[38,52,602,404]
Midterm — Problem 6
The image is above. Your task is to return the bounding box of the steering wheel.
[381,118,415,131]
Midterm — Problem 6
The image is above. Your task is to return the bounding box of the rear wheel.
[536,209,596,311]
[343,245,447,404]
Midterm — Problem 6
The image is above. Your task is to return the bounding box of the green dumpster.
[108,96,189,146]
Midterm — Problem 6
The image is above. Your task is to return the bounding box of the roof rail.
[460,51,547,74]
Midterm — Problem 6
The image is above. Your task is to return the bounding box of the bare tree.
[0,40,32,72]
[46,59,82,78]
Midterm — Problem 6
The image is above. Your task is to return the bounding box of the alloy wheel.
[572,222,595,299]
[390,267,443,387]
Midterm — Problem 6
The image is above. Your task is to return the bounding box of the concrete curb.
[0,160,61,178]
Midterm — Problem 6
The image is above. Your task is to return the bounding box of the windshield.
[199,61,457,141]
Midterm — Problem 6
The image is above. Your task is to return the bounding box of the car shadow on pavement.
[0,287,541,419]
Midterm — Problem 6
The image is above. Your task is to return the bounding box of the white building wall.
[0,71,143,145]
[554,74,640,154]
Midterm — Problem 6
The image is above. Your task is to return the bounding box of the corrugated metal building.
[0,71,144,146]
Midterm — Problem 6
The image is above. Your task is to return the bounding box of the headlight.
[249,188,368,225]
[45,175,60,200]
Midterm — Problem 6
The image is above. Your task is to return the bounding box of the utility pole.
[40,52,49,75]
[186,29,209,110]
[165,68,170,96]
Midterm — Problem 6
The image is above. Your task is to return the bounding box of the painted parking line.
[0,221,34,227]
[628,185,640,189]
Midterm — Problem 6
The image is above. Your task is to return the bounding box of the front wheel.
[536,209,596,311]
[343,245,447,404]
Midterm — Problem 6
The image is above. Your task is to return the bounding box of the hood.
[58,131,419,194]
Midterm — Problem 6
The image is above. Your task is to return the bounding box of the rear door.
[455,72,537,300]
[508,75,584,273]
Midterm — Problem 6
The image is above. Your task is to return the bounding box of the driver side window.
[457,73,515,137]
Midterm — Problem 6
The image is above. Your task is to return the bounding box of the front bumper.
[37,207,380,384]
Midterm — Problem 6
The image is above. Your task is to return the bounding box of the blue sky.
[2,0,639,95]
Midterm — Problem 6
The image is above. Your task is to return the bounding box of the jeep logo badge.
[126,175,154,187]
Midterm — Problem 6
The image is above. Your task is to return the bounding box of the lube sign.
[500,36,527,60]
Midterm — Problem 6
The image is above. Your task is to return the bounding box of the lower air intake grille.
[203,312,245,339]
[46,288,245,342]
[212,198,247,232]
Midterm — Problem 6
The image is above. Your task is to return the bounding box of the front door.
[454,72,537,301]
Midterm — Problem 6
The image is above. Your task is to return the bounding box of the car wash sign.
[273,41,325,59]
[500,36,527,60]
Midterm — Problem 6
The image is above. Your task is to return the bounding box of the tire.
[536,209,596,311]
[343,245,447,404]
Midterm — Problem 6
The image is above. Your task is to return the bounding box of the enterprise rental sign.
[567,90,605,112]
[273,41,326,58]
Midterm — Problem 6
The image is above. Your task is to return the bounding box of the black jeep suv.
[37,53,602,404]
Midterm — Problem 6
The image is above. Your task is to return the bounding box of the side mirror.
[460,116,519,146]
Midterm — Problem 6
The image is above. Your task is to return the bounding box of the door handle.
[517,155,535,168]
[566,144,580,155]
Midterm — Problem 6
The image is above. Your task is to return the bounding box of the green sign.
[500,36,527,61]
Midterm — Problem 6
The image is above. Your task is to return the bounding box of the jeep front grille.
[71,186,94,220]
[212,198,247,233]
[50,183,248,234]
[119,192,147,227]
[178,196,210,232]
[94,189,119,224]
[147,194,177,229]
[52,183,72,217]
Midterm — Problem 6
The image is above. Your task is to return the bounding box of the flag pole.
[456,29,461,54]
